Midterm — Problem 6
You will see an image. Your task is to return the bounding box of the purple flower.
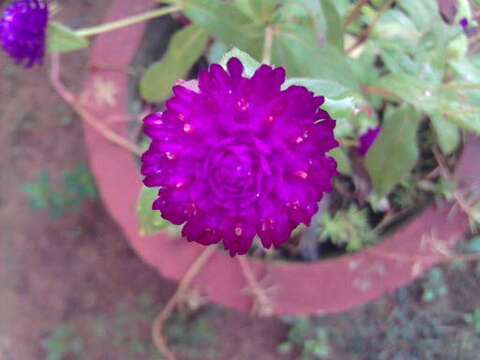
[357,126,381,157]
[0,0,49,67]
[142,58,339,256]
[459,17,469,29]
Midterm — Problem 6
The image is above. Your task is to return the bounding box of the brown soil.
[0,1,290,359]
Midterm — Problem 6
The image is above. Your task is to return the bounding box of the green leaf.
[366,105,421,198]
[450,58,480,83]
[379,43,418,76]
[271,23,359,90]
[430,116,461,155]
[323,97,356,120]
[397,0,439,33]
[282,0,324,35]
[446,35,468,61]
[321,0,344,51]
[272,3,311,29]
[207,40,229,64]
[374,73,435,112]
[374,9,421,50]
[282,78,349,98]
[46,22,89,52]
[234,0,278,23]
[443,109,480,133]
[184,0,263,58]
[137,186,170,236]
[328,147,350,175]
[349,41,379,86]
[140,24,208,103]
[219,47,261,77]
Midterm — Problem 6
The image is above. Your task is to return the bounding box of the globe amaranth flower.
[0,0,49,67]
[357,126,381,157]
[142,58,339,256]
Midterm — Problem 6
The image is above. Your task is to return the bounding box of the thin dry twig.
[237,256,275,317]
[151,246,216,360]
[342,0,370,28]
[49,53,142,156]
[433,148,479,222]
[346,0,397,55]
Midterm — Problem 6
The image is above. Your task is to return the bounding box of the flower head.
[142,58,339,256]
[0,0,49,67]
[357,126,381,157]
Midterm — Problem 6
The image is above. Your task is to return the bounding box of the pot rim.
[81,0,478,315]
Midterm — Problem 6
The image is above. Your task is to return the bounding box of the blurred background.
[2,0,480,359]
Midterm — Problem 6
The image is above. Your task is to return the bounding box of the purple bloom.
[142,58,339,256]
[357,126,381,157]
[459,17,469,29]
[0,0,48,67]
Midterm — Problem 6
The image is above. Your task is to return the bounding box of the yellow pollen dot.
[267,115,274,122]
[165,151,175,160]
[295,136,304,144]
[183,123,192,133]
[296,170,308,179]
[235,227,243,236]
[175,182,183,189]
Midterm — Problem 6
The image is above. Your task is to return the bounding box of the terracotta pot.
[82,0,480,315]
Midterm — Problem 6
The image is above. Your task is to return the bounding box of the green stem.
[361,85,401,100]
[438,83,480,90]
[443,107,480,116]
[74,5,182,38]
[262,26,274,65]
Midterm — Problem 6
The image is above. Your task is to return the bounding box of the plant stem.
[342,0,370,28]
[339,138,359,147]
[346,0,397,55]
[74,5,182,38]
[443,107,480,116]
[237,256,274,316]
[49,53,142,156]
[151,246,216,360]
[262,26,274,65]
[438,83,480,90]
[362,85,401,100]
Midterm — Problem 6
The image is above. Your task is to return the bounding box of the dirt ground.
[0,1,290,359]
[1,1,480,360]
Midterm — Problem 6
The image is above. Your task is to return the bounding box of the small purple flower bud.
[141,58,340,256]
[459,17,469,29]
[357,126,381,157]
[0,0,49,67]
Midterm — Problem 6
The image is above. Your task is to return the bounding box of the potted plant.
[74,0,480,316]
[3,0,479,317]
